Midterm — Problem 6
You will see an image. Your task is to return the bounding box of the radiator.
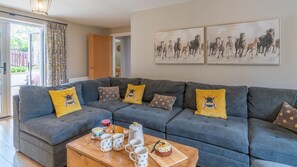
[68,76,89,83]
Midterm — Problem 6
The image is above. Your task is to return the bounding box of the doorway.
[0,22,9,118]
[0,21,45,118]
[113,35,131,78]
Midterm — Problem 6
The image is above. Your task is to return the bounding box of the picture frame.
[206,19,280,65]
[154,27,205,64]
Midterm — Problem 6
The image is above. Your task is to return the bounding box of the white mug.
[129,147,149,167]
[100,134,112,152]
[91,127,103,138]
[125,138,143,153]
[112,133,125,151]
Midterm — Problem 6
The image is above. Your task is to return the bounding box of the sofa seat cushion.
[20,106,112,145]
[249,118,297,166]
[167,108,249,154]
[113,103,182,132]
[251,159,292,167]
[86,100,130,113]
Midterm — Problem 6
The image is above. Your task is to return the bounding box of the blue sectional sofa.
[13,77,297,167]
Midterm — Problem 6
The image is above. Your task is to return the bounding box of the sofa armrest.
[13,95,20,151]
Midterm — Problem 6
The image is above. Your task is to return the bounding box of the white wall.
[131,0,297,89]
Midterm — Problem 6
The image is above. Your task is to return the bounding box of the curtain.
[45,22,67,86]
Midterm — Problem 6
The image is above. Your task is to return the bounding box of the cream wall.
[66,23,108,78]
[131,0,297,89]
[109,26,131,34]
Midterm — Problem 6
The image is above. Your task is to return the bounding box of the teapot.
[128,122,144,145]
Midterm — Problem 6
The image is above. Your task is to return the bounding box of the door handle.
[0,63,6,75]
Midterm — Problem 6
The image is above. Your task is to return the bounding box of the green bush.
[11,66,27,73]
[20,66,26,72]
[11,67,17,73]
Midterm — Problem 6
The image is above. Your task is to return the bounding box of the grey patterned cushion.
[98,86,120,102]
[148,94,176,111]
[273,102,297,133]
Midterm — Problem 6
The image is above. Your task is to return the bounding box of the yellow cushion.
[49,87,82,118]
[123,84,146,104]
[195,89,227,119]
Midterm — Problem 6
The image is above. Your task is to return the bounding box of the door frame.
[0,19,45,118]
[110,32,131,77]
[28,29,45,86]
[0,22,10,118]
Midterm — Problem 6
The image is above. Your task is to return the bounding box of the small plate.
[91,136,101,141]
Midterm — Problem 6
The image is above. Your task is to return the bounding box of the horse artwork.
[208,37,221,57]
[154,27,204,64]
[245,37,260,58]
[234,33,246,57]
[257,28,275,57]
[206,19,280,65]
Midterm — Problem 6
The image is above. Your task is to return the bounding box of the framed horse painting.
[206,19,280,65]
[154,27,205,64]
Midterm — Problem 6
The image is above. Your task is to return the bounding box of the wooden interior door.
[88,34,112,79]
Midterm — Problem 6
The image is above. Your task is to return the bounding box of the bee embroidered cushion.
[148,94,176,111]
[273,102,297,133]
[98,86,120,102]
[49,87,82,118]
[195,89,227,119]
[123,84,146,104]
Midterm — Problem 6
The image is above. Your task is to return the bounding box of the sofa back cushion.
[58,82,84,105]
[81,77,110,104]
[248,87,297,122]
[110,77,141,98]
[184,82,248,118]
[19,86,55,122]
[141,79,185,107]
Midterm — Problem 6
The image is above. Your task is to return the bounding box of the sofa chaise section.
[167,109,249,154]
[251,159,293,167]
[167,82,249,167]
[248,87,297,167]
[14,79,113,167]
[20,105,112,145]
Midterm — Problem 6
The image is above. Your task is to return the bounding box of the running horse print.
[235,33,246,57]
[154,27,204,64]
[206,19,280,65]
[257,28,275,57]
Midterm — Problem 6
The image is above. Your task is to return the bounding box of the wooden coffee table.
[66,133,198,167]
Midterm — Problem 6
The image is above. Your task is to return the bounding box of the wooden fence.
[10,50,28,67]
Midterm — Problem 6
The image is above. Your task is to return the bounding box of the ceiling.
[0,0,191,28]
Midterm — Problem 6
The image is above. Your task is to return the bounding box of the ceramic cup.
[129,146,149,167]
[100,134,112,152]
[125,138,143,153]
[112,133,125,150]
[91,127,103,138]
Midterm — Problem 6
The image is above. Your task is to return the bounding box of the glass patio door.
[0,22,9,118]
[28,29,44,86]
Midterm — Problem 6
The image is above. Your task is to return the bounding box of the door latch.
[0,63,7,75]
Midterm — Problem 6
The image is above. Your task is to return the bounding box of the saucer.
[90,136,101,141]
